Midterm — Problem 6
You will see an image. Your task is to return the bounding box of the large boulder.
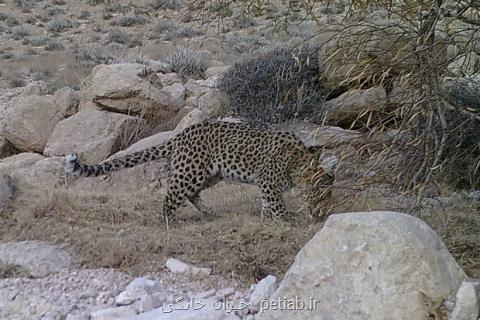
[257,211,465,320]
[91,63,185,117]
[278,121,362,147]
[44,109,143,164]
[323,86,387,125]
[1,88,79,153]
[0,153,64,220]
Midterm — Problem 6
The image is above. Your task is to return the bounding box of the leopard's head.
[293,155,338,218]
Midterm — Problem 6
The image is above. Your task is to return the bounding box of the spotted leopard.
[65,121,337,222]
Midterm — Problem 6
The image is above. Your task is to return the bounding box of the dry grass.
[0,183,319,283]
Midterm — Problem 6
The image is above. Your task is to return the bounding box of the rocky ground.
[1,0,480,319]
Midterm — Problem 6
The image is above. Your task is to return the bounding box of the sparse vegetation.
[148,0,182,10]
[164,26,202,40]
[105,29,142,47]
[152,19,177,34]
[166,46,207,80]
[117,15,149,27]
[45,40,64,51]
[8,78,27,88]
[11,26,30,40]
[45,5,65,16]
[47,18,72,32]
[78,10,90,20]
[29,35,50,46]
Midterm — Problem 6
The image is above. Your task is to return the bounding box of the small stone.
[133,294,163,314]
[125,277,162,294]
[165,258,212,276]
[90,306,136,320]
[115,289,145,306]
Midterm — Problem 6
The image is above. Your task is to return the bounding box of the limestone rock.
[117,298,233,320]
[44,109,143,164]
[278,121,362,147]
[20,81,50,97]
[323,87,387,125]
[198,90,229,117]
[184,77,217,96]
[90,306,136,320]
[165,258,212,276]
[125,277,162,294]
[257,211,465,320]
[248,275,277,313]
[2,88,79,152]
[91,63,182,117]
[0,153,64,220]
[159,83,185,109]
[0,241,72,278]
[451,279,480,320]
[205,66,230,78]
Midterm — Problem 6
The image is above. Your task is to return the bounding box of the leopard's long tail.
[65,140,173,177]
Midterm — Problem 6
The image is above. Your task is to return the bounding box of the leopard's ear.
[320,155,338,175]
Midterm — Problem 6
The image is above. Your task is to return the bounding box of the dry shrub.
[218,45,325,128]
[166,47,207,80]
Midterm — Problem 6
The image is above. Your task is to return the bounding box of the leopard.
[65,121,337,222]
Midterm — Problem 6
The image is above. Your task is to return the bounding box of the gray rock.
[248,275,277,313]
[198,90,229,117]
[2,87,79,153]
[323,86,387,125]
[116,290,143,306]
[117,298,231,320]
[159,83,185,109]
[65,313,90,320]
[257,211,466,320]
[205,66,229,78]
[91,63,182,117]
[125,277,162,294]
[165,258,212,276]
[90,306,136,320]
[184,78,217,96]
[44,109,143,164]
[146,60,172,74]
[0,241,72,278]
[451,279,480,320]
[0,153,63,220]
